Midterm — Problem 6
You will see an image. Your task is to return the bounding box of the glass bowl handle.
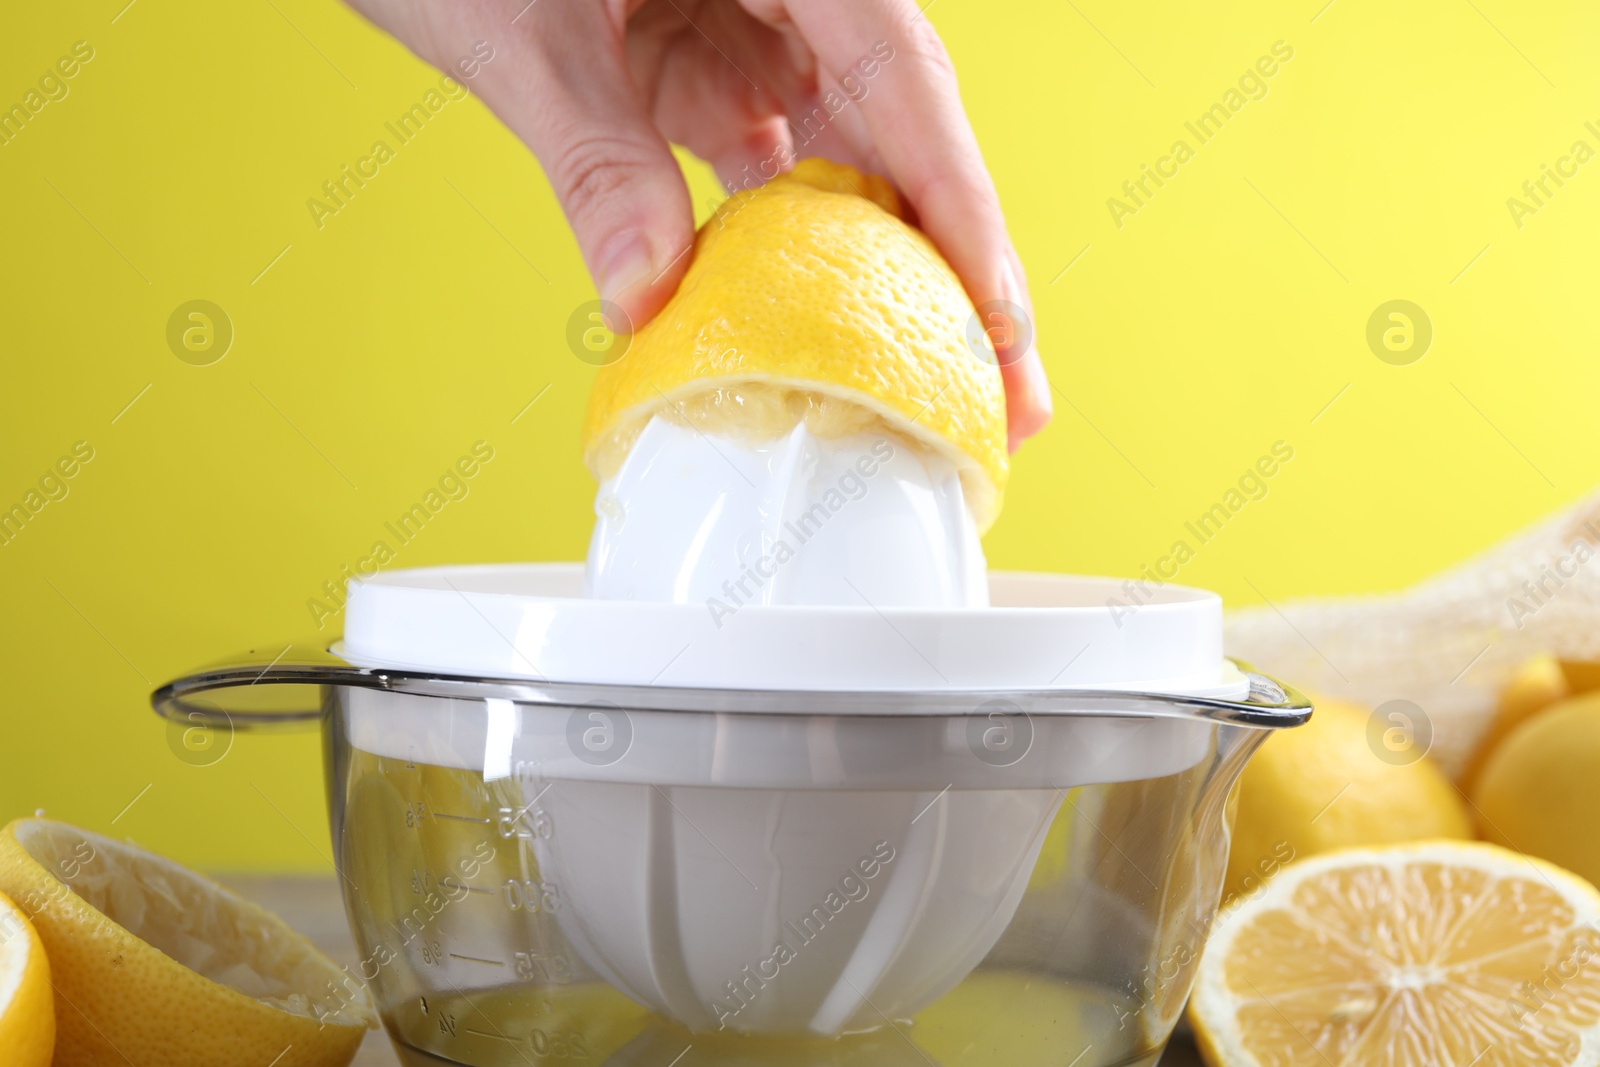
[149,646,370,730]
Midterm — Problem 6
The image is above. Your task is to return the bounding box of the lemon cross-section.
[1190,841,1600,1067]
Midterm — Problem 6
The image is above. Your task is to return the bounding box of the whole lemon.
[1473,690,1600,887]
[1458,653,1570,793]
[1223,697,1471,905]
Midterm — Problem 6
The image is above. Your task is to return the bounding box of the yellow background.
[2,0,1597,871]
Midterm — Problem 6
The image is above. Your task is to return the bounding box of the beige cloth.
[1225,491,1600,777]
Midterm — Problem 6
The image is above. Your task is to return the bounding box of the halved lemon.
[0,888,53,1067]
[1190,841,1600,1066]
[582,158,1009,531]
[0,818,373,1066]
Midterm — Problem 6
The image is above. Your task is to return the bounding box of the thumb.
[477,10,695,329]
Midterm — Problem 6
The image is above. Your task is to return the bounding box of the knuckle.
[547,132,655,220]
[905,165,1001,225]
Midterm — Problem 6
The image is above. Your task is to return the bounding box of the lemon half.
[0,818,373,1066]
[0,888,53,1067]
[582,158,1009,531]
[1191,840,1600,1067]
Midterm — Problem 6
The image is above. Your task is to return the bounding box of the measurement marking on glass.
[441,878,494,895]
[507,784,553,823]
[448,953,506,966]
[433,812,492,824]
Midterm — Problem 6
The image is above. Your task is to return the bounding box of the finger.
[469,0,696,328]
[778,0,1052,444]
[777,87,883,176]
[1001,248,1052,451]
[706,116,795,191]
[645,30,792,188]
[640,0,811,190]
[728,3,885,176]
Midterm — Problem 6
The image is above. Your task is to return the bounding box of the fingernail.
[1007,350,1052,453]
[1024,349,1052,410]
[998,255,1023,305]
[990,255,1037,368]
[596,229,656,306]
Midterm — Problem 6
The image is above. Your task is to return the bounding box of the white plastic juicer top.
[334,560,1252,1036]
[584,415,989,609]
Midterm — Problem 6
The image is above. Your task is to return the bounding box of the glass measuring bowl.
[153,651,1309,1067]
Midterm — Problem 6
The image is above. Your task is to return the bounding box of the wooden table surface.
[228,876,1203,1067]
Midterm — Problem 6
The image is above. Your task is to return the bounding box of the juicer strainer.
[152,564,1310,1066]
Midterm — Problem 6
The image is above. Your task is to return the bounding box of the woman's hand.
[345,0,1051,447]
